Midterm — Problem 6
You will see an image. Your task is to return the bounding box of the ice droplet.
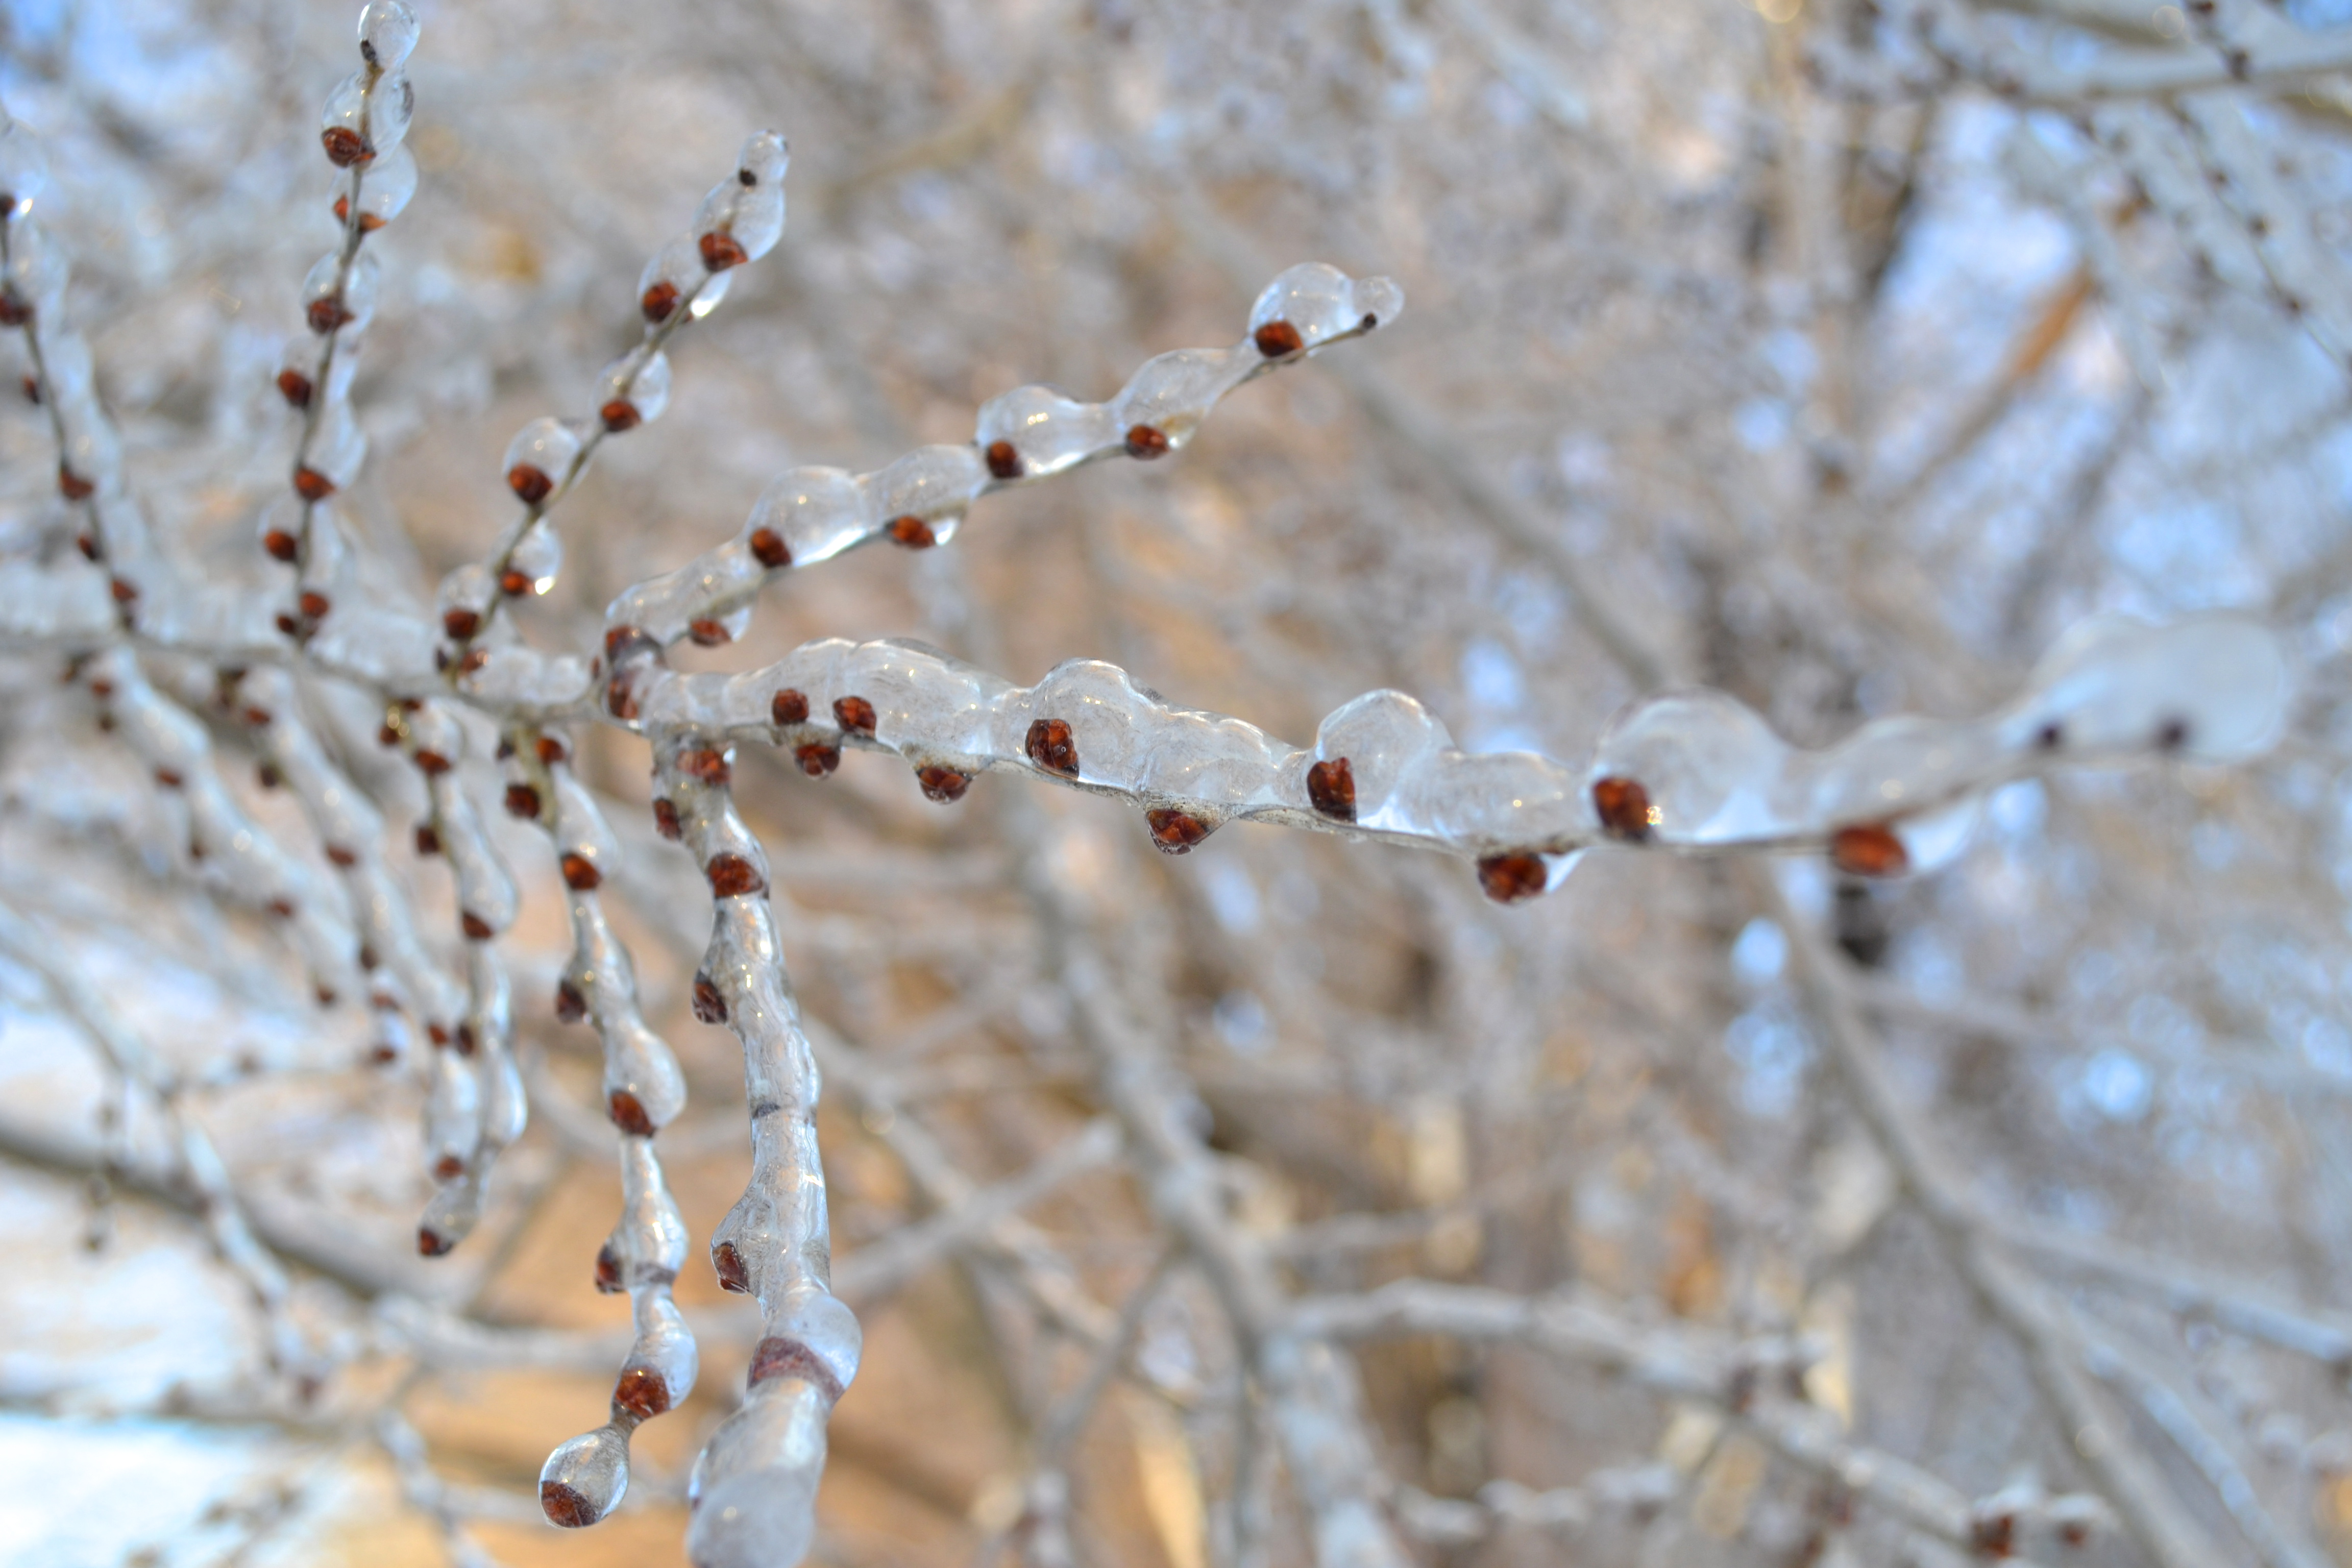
[357,0,420,71]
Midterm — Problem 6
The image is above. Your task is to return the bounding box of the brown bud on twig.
[1476,853,1548,903]
[1591,776,1655,841]
[1254,320,1304,357]
[1027,718,1079,777]
[1306,757,1355,821]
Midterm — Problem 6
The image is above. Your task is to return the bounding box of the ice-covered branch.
[436,131,789,658]
[634,732,859,1568]
[260,0,423,635]
[610,613,2284,900]
[0,899,318,1391]
[523,726,699,1530]
[600,262,1400,653]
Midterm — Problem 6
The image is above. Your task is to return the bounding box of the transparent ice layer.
[603,263,1404,649]
[604,614,2290,896]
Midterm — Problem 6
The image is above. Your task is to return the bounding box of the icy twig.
[636,732,859,1568]
[604,614,2283,903]
[830,1117,1120,1309]
[1001,789,1414,1568]
[599,261,1399,655]
[1761,867,2225,1568]
[0,899,320,1391]
[1391,1464,1679,1548]
[2078,1325,2333,1568]
[1287,1278,2076,1558]
[436,131,789,660]
[521,726,699,1531]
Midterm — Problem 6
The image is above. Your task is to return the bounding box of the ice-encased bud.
[750,467,868,566]
[1111,348,1255,451]
[302,249,380,336]
[320,69,412,167]
[357,0,420,71]
[597,347,672,431]
[2010,614,2290,761]
[333,143,415,230]
[540,1423,629,1528]
[504,417,583,505]
[436,560,495,636]
[761,1282,863,1392]
[973,385,1119,480]
[506,519,562,596]
[692,132,789,269]
[866,445,985,545]
[0,116,48,217]
[1248,262,1405,350]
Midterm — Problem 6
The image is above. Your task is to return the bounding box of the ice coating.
[80,651,358,999]
[438,134,787,662]
[601,263,1403,653]
[646,736,859,1568]
[527,726,699,1527]
[357,0,419,71]
[235,667,465,1043]
[606,615,2290,899]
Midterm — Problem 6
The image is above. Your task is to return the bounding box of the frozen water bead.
[641,614,2289,883]
[597,347,671,431]
[541,1424,630,1527]
[1250,262,1406,348]
[332,143,415,230]
[357,0,420,70]
[504,416,584,504]
[600,265,1399,656]
[692,131,790,270]
[319,68,412,167]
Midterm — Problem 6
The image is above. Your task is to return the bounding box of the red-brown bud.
[712,1240,749,1293]
[554,978,587,1023]
[1476,852,1548,904]
[461,912,493,941]
[794,743,840,777]
[771,688,810,726]
[1124,424,1170,459]
[698,231,748,271]
[507,464,554,505]
[1146,808,1211,854]
[415,824,440,855]
[560,852,601,891]
[612,1366,670,1419]
[599,399,641,433]
[276,369,313,408]
[886,514,936,549]
[1591,776,1655,841]
[678,747,731,788]
[503,783,541,819]
[1829,823,1908,878]
[262,529,299,563]
[749,526,791,569]
[640,281,681,323]
[917,765,970,803]
[292,467,336,501]
[608,1089,653,1137]
[705,853,766,899]
[1026,718,1079,778]
[985,439,1023,480]
[321,127,373,168]
[1254,320,1304,357]
[442,607,480,640]
[692,972,728,1023]
[687,618,731,647]
[652,798,682,840]
[1306,757,1355,821]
